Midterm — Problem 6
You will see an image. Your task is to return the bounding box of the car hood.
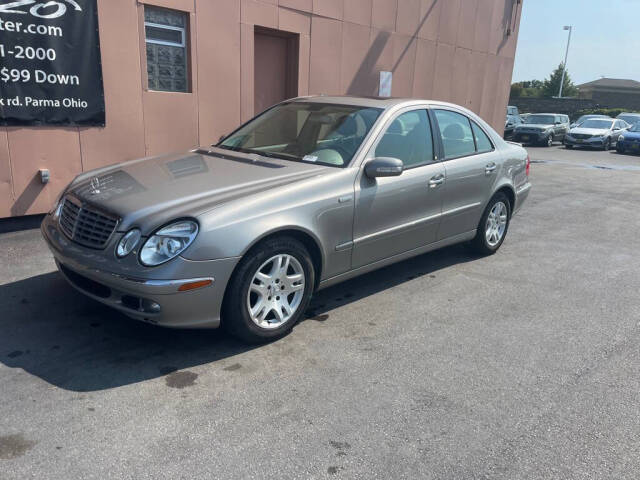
[67,147,332,231]
[569,127,609,135]
[621,131,640,138]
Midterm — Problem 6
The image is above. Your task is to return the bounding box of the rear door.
[352,108,445,269]
[432,108,498,240]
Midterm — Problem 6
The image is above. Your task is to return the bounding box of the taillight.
[525,155,530,176]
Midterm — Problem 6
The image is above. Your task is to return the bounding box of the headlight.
[116,229,142,258]
[51,197,64,220]
[50,190,66,217]
[139,220,198,266]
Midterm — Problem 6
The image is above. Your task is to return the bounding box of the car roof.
[618,112,640,117]
[528,113,562,116]
[289,95,470,110]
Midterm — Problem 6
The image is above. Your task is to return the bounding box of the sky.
[512,0,640,86]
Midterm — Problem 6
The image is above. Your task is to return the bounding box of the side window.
[471,121,493,153]
[375,110,434,168]
[434,110,475,159]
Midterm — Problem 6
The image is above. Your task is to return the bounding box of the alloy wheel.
[247,254,305,329]
[485,201,508,247]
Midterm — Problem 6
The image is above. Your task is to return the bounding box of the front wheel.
[469,193,511,255]
[545,135,554,147]
[603,138,611,151]
[565,144,574,149]
[222,236,315,343]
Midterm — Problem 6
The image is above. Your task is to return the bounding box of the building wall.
[0,0,522,218]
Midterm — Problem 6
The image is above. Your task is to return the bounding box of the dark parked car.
[564,118,629,150]
[504,114,523,139]
[512,113,569,147]
[616,123,640,154]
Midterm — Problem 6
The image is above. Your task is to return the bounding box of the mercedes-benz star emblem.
[90,177,101,195]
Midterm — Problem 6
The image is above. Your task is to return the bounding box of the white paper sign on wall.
[379,71,392,97]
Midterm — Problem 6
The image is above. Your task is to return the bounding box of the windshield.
[580,119,614,129]
[628,123,640,132]
[618,115,640,126]
[576,115,606,124]
[526,115,556,125]
[218,102,383,167]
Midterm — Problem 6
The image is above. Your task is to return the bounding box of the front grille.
[59,196,118,249]
[572,133,592,140]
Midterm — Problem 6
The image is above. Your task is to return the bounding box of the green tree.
[510,83,524,98]
[510,80,545,98]
[541,63,578,97]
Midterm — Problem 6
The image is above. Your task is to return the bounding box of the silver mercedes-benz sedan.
[41,96,531,342]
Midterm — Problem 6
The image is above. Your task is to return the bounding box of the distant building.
[577,78,640,109]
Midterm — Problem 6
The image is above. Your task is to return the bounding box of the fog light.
[141,299,161,313]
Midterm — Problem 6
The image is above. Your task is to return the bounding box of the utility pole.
[558,26,573,98]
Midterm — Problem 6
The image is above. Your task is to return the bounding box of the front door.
[352,108,445,269]
[254,28,298,115]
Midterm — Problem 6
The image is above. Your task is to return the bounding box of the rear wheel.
[222,236,315,343]
[470,193,511,255]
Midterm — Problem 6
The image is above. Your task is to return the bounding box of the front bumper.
[41,213,240,328]
[564,136,607,148]
[617,139,640,152]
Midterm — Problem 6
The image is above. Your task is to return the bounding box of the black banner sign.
[0,0,105,126]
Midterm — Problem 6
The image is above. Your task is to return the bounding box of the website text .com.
[0,18,63,37]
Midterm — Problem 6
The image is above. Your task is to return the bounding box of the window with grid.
[144,6,188,92]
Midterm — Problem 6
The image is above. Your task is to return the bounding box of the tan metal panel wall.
[0,0,522,218]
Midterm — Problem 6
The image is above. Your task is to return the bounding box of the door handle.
[428,174,445,188]
[485,163,497,175]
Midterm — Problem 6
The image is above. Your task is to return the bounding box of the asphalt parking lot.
[1,144,639,479]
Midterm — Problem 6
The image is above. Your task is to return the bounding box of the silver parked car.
[564,118,629,150]
[41,97,531,342]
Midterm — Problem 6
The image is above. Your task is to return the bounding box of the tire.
[469,193,511,255]
[565,144,573,149]
[545,135,554,147]
[603,138,611,151]
[222,236,315,343]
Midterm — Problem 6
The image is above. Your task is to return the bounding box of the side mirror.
[365,157,404,178]
[555,121,562,125]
